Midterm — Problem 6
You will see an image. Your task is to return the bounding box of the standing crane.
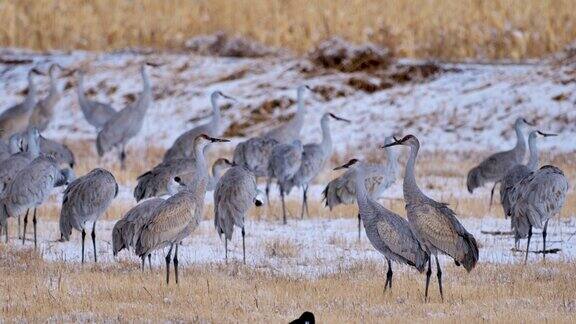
[509,165,569,263]
[334,158,428,291]
[0,156,73,247]
[28,64,63,131]
[96,63,153,169]
[267,140,303,224]
[323,136,400,241]
[163,91,236,162]
[287,113,350,219]
[261,85,312,143]
[214,164,262,264]
[136,134,229,284]
[76,70,117,130]
[59,168,118,263]
[232,136,279,179]
[112,197,165,269]
[500,131,555,221]
[467,117,532,194]
[0,68,40,140]
[385,135,479,301]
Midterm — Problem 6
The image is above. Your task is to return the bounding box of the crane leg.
[542,220,549,262]
[119,146,127,170]
[488,181,499,212]
[281,188,287,225]
[141,256,145,272]
[18,215,21,239]
[81,229,86,264]
[435,255,444,301]
[173,244,179,285]
[300,187,306,220]
[224,238,228,263]
[148,254,152,272]
[384,259,393,293]
[32,208,37,250]
[242,227,246,265]
[165,244,173,284]
[424,255,432,302]
[524,226,532,265]
[91,222,97,263]
[22,209,29,245]
[265,178,271,205]
[304,185,310,218]
[358,213,362,242]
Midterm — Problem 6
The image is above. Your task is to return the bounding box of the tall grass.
[0,0,575,59]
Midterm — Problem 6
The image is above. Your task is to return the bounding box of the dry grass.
[2,246,576,322]
[1,0,576,60]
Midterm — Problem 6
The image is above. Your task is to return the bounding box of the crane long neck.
[194,143,209,178]
[210,95,221,128]
[353,167,370,212]
[403,144,423,200]
[513,123,526,160]
[289,89,306,132]
[385,146,399,174]
[76,75,86,101]
[526,136,539,171]
[24,74,36,107]
[48,70,58,96]
[320,118,332,152]
[27,135,40,159]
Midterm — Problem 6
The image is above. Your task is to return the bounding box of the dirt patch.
[216,68,250,82]
[308,37,393,72]
[223,97,295,137]
[184,32,276,58]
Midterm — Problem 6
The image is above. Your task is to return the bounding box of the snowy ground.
[11,215,576,278]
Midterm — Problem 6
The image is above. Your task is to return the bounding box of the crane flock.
[0,63,571,301]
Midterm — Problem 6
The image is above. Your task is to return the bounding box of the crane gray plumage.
[0,130,40,197]
[214,165,261,264]
[163,91,235,162]
[39,134,75,168]
[134,144,225,201]
[0,155,73,246]
[96,64,152,169]
[112,197,164,258]
[136,134,229,284]
[287,113,350,219]
[0,139,11,162]
[500,131,555,225]
[334,159,428,291]
[207,158,233,191]
[59,168,118,263]
[261,85,311,143]
[467,118,532,193]
[233,136,279,178]
[323,136,400,241]
[267,140,303,224]
[385,135,479,301]
[509,165,569,263]
[76,71,117,130]
[0,69,38,140]
[28,64,62,131]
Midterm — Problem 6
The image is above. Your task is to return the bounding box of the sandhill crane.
[467,117,532,194]
[163,91,236,162]
[60,168,118,263]
[96,63,153,169]
[28,64,63,131]
[0,68,39,140]
[76,71,117,130]
[334,159,428,291]
[0,134,22,164]
[287,113,350,219]
[261,85,311,143]
[39,134,75,168]
[112,197,164,269]
[233,136,279,178]
[136,134,229,284]
[323,136,400,241]
[509,165,569,263]
[267,140,303,224]
[289,311,315,324]
[385,135,479,301]
[0,156,73,246]
[0,130,40,195]
[134,139,227,201]
[214,164,262,264]
[500,131,555,221]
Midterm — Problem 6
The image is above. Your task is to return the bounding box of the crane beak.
[522,118,535,126]
[145,62,163,67]
[329,113,351,123]
[208,137,230,143]
[333,158,359,170]
[537,131,557,137]
[382,139,403,148]
[221,93,239,103]
[31,68,45,75]
[305,85,313,91]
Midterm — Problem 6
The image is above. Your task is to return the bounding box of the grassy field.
[1,0,575,60]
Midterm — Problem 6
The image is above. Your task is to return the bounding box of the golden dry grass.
[2,246,576,322]
[1,0,576,60]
